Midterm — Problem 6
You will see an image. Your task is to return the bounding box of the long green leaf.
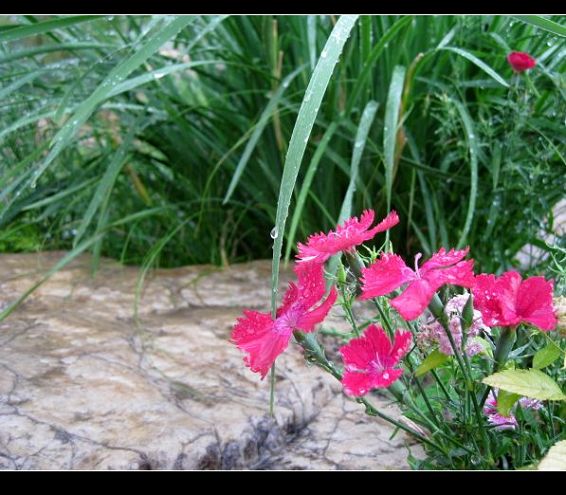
[26,16,192,191]
[284,121,340,263]
[453,99,479,249]
[338,100,378,222]
[73,123,138,246]
[223,65,304,204]
[271,15,359,317]
[0,16,104,43]
[439,47,509,88]
[512,15,566,38]
[383,65,406,211]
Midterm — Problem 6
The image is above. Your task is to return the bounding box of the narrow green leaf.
[512,15,566,38]
[223,65,304,204]
[338,100,378,222]
[0,15,104,43]
[270,14,359,316]
[383,65,406,211]
[440,47,509,88]
[533,343,562,369]
[73,123,138,246]
[347,16,412,113]
[452,99,478,249]
[0,70,45,100]
[284,122,340,263]
[27,16,192,191]
[415,350,450,377]
[483,369,566,401]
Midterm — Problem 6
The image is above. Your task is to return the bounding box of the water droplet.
[320,49,328,59]
[154,72,166,80]
[270,227,278,239]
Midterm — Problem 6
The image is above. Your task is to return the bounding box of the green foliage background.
[0,15,564,279]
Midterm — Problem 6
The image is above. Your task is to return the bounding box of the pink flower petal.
[339,325,411,397]
[360,253,415,299]
[390,330,413,363]
[232,310,291,379]
[472,274,505,326]
[517,277,557,331]
[424,259,475,290]
[421,247,470,273]
[296,209,399,264]
[341,371,376,397]
[297,287,337,332]
[390,278,436,321]
[340,332,378,371]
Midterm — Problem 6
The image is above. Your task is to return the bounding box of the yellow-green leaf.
[496,390,521,416]
[415,350,449,377]
[482,369,566,401]
[538,440,566,471]
[533,344,562,369]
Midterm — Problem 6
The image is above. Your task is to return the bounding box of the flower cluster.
[418,293,490,357]
[232,209,558,402]
[232,210,398,378]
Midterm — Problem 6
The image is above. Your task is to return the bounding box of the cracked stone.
[0,252,422,470]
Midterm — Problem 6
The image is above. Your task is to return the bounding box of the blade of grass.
[0,15,104,43]
[439,47,509,88]
[284,121,340,263]
[25,16,193,192]
[338,100,378,222]
[512,15,566,38]
[271,14,358,314]
[383,65,406,212]
[453,99,479,249]
[73,122,139,247]
[223,65,305,204]
[269,15,358,416]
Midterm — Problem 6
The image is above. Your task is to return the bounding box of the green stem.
[480,326,517,407]
[292,330,449,455]
[428,294,493,466]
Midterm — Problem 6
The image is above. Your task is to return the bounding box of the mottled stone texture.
[0,253,421,470]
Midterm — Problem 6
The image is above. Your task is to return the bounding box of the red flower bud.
[507,51,536,72]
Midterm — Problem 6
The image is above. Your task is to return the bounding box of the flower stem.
[292,330,448,455]
[480,325,517,407]
[428,294,494,466]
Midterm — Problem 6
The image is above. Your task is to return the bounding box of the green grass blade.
[27,16,192,191]
[107,60,225,98]
[383,65,406,211]
[347,16,412,114]
[512,15,566,37]
[270,15,359,317]
[284,121,340,263]
[439,47,509,88]
[453,99,479,249]
[0,43,113,65]
[223,65,305,204]
[73,124,138,246]
[0,70,45,100]
[0,15,104,43]
[338,100,378,222]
